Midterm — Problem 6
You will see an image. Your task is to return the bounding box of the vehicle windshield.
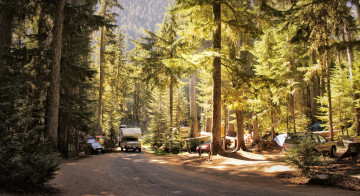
[124,138,138,142]
[91,142,102,148]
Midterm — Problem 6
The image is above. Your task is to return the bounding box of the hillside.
[115,0,169,50]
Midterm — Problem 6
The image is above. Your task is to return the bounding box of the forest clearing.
[1,0,360,194]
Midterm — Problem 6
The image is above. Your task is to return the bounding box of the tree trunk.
[0,1,12,59]
[46,0,65,151]
[211,1,223,155]
[235,110,247,151]
[253,112,260,143]
[169,75,174,127]
[206,118,212,133]
[228,110,235,137]
[344,21,360,136]
[325,50,334,141]
[287,94,289,133]
[97,2,107,135]
[189,73,199,137]
[291,90,296,133]
[270,99,275,139]
[0,0,13,79]
[222,101,228,150]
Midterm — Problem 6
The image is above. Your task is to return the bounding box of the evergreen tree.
[97,0,122,135]
[45,0,65,151]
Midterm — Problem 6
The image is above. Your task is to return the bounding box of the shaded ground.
[46,149,357,196]
[145,146,360,191]
[1,147,358,195]
[277,150,360,191]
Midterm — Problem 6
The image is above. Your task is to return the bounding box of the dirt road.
[49,151,357,196]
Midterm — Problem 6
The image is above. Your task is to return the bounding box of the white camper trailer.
[119,127,142,152]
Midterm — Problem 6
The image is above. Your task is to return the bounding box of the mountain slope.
[115,0,169,50]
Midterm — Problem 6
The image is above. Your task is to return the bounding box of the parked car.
[196,138,231,154]
[86,138,105,154]
[283,133,337,156]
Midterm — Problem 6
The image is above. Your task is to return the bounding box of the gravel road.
[49,151,358,196]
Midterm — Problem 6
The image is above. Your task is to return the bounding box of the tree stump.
[339,142,360,165]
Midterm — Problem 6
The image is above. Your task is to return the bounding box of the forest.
[0,0,360,191]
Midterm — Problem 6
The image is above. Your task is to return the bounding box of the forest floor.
[157,146,360,191]
[1,145,359,195]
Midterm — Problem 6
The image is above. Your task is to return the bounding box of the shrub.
[286,137,321,176]
[0,132,59,192]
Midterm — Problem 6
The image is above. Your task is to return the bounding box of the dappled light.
[3,0,360,194]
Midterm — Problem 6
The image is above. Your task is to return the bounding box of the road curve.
[50,151,357,196]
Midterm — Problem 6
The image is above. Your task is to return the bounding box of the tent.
[310,122,325,132]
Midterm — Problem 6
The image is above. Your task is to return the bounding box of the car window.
[311,135,320,142]
[317,135,327,142]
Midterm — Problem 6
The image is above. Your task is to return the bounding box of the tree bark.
[325,50,334,141]
[270,99,275,139]
[169,75,174,127]
[189,73,199,137]
[206,118,212,133]
[228,110,235,137]
[222,101,228,150]
[46,0,66,151]
[253,112,260,143]
[291,89,296,133]
[0,0,13,70]
[235,110,247,151]
[211,1,223,155]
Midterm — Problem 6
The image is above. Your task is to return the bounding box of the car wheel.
[330,146,336,157]
[125,147,128,152]
[95,150,98,154]
[101,150,105,154]
[121,147,123,152]
[138,148,141,153]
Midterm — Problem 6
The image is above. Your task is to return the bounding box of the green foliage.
[286,137,321,176]
[0,132,59,192]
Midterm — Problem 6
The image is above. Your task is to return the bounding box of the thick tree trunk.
[235,110,247,151]
[189,73,199,137]
[46,0,65,151]
[211,1,223,155]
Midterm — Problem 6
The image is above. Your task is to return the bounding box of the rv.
[119,127,142,152]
